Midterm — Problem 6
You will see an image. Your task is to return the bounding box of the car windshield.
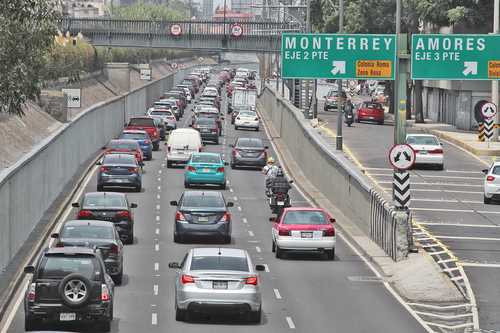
[83,193,127,208]
[103,154,136,165]
[236,138,263,148]
[191,154,221,164]
[282,211,328,225]
[181,194,225,208]
[407,136,439,146]
[120,133,147,141]
[61,224,114,239]
[108,141,137,150]
[363,102,382,109]
[190,256,248,272]
[39,256,98,279]
[196,118,216,126]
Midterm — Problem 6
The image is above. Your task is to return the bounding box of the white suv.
[483,162,500,204]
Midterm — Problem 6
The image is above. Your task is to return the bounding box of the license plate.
[213,281,228,289]
[419,151,428,154]
[368,116,374,119]
[60,313,76,321]
[177,151,184,154]
[301,232,313,238]
[202,168,210,173]
[198,216,209,222]
[244,122,250,125]
[277,201,285,206]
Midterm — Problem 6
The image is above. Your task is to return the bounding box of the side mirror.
[131,203,138,208]
[170,200,178,206]
[289,180,294,184]
[226,202,234,207]
[269,217,276,222]
[264,146,269,149]
[24,266,35,274]
[168,262,181,269]
[440,142,444,146]
[330,218,336,223]
[482,169,489,174]
[255,264,266,271]
[96,161,102,166]
[101,146,107,150]
[71,202,80,208]
[51,233,59,239]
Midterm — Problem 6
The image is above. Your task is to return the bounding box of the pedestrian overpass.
[59,18,302,53]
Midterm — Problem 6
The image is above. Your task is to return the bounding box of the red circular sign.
[170,24,182,36]
[231,24,243,37]
[388,144,416,170]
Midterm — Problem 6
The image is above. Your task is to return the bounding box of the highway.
[316,83,500,331]
[1,74,427,333]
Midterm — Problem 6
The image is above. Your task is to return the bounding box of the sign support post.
[493,0,499,141]
[336,0,344,150]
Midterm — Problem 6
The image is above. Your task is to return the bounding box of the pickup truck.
[125,117,160,151]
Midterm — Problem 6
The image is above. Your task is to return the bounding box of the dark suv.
[24,247,114,332]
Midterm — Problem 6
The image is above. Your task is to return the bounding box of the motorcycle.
[269,191,291,216]
[344,103,354,127]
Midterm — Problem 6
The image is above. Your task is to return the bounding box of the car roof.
[171,128,199,134]
[192,247,247,258]
[191,152,221,157]
[130,116,153,120]
[63,219,115,227]
[237,137,262,143]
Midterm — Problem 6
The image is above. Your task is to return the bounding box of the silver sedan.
[169,248,265,323]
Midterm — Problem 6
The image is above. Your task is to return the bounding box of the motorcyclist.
[263,157,279,195]
[268,167,291,195]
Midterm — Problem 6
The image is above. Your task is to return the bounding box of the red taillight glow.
[78,210,93,218]
[181,274,195,284]
[217,167,225,173]
[116,210,130,219]
[175,211,186,221]
[128,167,138,173]
[153,130,158,137]
[278,228,290,236]
[323,228,335,237]
[429,148,443,154]
[220,212,231,223]
[27,283,36,302]
[109,244,119,255]
[100,166,109,173]
[245,276,258,286]
[187,166,196,172]
[487,175,495,182]
[101,284,110,301]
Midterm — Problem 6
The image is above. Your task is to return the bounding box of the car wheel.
[99,320,111,332]
[215,138,219,145]
[235,126,239,130]
[275,245,283,259]
[272,240,276,253]
[484,195,492,204]
[184,181,190,189]
[174,233,183,243]
[326,248,335,260]
[255,127,259,132]
[24,317,40,331]
[135,184,142,192]
[59,273,92,308]
[437,164,444,171]
[248,308,262,323]
[167,161,172,168]
[176,307,187,321]
[223,235,231,244]
[113,267,123,285]
[97,185,104,192]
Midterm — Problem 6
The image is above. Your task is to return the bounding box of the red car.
[125,117,160,151]
[271,207,336,260]
[105,139,144,165]
[356,102,385,125]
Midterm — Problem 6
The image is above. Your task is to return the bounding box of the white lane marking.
[273,288,282,299]
[384,188,483,194]
[230,188,234,192]
[152,313,158,325]
[242,218,248,224]
[378,181,481,187]
[156,204,161,210]
[263,264,270,272]
[158,186,161,191]
[248,230,255,237]
[436,235,500,242]
[238,206,242,211]
[153,284,159,296]
[156,194,161,200]
[233,196,238,201]
[286,316,296,329]
[412,208,474,213]
[157,177,162,182]
[460,262,500,268]
[477,210,500,215]
[411,198,459,203]
[154,262,159,271]
[255,246,261,253]
[370,173,483,180]
[162,163,165,167]
[155,243,159,252]
[156,216,160,222]
[365,167,482,174]
[419,222,500,228]
[158,170,162,174]
[155,228,160,235]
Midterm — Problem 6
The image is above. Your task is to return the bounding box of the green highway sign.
[281,33,397,80]
[411,34,500,80]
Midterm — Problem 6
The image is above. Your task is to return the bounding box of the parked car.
[73,192,137,244]
[125,117,160,151]
[119,130,153,161]
[170,190,234,243]
[168,248,264,323]
[234,110,260,131]
[184,152,227,189]
[166,128,203,168]
[356,102,385,125]
[52,220,124,284]
[230,137,268,169]
[104,139,144,166]
[482,162,500,204]
[406,134,444,170]
[271,207,336,260]
[24,247,114,332]
[97,154,142,192]
[192,117,220,144]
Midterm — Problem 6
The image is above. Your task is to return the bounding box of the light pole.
[493,0,499,141]
[335,0,344,150]
[393,0,406,144]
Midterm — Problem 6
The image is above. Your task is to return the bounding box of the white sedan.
[483,162,500,204]
[406,134,444,170]
[234,111,260,131]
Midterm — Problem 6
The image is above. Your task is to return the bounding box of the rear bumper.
[358,113,384,122]
[98,175,141,188]
[415,154,443,165]
[275,236,336,250]
[178,289,261,312]
[104,258,122,275]
[167,154,191,163]
[185,172,225,184]
[484,183,500,198]
[25,301,111,322]
[175,221,230,239]
[232,156,266,167]
[235,120,259,128]
[200,133,219,142]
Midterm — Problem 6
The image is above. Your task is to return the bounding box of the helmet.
[276,168,284,177]
[267,157,275,164]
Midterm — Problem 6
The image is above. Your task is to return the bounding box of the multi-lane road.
[317,82,500,331]
[0,71,428,333]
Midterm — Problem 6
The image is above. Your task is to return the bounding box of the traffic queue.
[22,65,337,332]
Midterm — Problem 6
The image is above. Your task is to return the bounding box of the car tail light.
[128,167,138,173]
[153,130,158,137]
[78,210,93,218]
[144,140,151,145]
[181,274,195,284]
[116,210,130,219]
[217,167,224,173]
[167,146,171,153]
[27,283,36,302]
[175,211,186,222]
[323,227,335,237]
[245,276,258,286]
[109,244,119,255]
[429,148,443,154]
[100,166,110,173]
[187,165,196,172]
[487,175,495,182]
[101,284,110,302]
[55,242,64,247]
[220,212,231,223]
[278,228,290,236]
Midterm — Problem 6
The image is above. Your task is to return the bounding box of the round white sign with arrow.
[170,24,183,36]
[231,24,243,37]
[481,102,497,120]
[389,144,416,170]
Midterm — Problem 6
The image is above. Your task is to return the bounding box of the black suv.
[24,247,114,332]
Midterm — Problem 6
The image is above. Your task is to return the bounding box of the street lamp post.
[335,0,344,150]
[393,0,406,145]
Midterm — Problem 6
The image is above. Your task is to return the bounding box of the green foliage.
[112,0,189,20]
[0,0,59,116]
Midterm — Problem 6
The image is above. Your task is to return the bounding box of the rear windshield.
[181,194,225,208]
[120,132,148,141]
[39,256,99,279]
[151,110,172,116]
[198,113,217,118]
[129,118,154,127]
[83,193,127,208]
[164,93,180,99]
[103,154,136,165]
[191,154,221,164]
[283,211,328,225]
[190,256,248,272]
[61,224,114,239]
[236,138,263,148]
[196,118,216,125]
[406,136,439,146]
[239,111,256,117]
[108,141,137,150]
[363,102,382,109]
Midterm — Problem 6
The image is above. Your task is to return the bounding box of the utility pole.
[335,0,344,150]
[493,0,499,141]
[393,0,406,144]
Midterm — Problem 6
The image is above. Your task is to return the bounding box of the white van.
[166,128,202,167]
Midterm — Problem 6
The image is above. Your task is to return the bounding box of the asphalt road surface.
[3,77,426,333]
[317,83,500,331]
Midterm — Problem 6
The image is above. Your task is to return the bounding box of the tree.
[0,0,59,116]
[112,0,189,21]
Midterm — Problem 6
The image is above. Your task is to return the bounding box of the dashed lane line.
[273,288,282,299]
[156,216,160,222]
[153,284,159,296]
[436,235,500,242]
[286,316,296,329]
[242,217,248,224]
[378,181,482,187]
[459,262,500,268]
[156,204,161,210]
[237,206,242,211]
[152,313,158,325]
[255,246,261,253]
[154,262,159,271]
[248,230,255,237]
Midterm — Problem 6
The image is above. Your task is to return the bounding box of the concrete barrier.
[0,65,193,271]
[258,85,410,261]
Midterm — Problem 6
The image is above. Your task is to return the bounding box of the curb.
[423,128,500,156]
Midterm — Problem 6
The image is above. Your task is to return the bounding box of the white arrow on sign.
[388,144,416,170]
[462,61,478,76]
[331,61,346,75]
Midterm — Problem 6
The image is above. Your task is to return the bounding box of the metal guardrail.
[369,190,398,261]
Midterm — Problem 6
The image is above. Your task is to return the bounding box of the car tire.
[59,273,92,308]
[255,127,259,132]
[167,161,172,168]
[135,184,142,192]
[223,235,231,244]
[175,307,186,321]
[184,181,190,189]
[174,233,183,243]
[272,240,276,253]
[97,185,104,192]
[24,317,40,331]
[326,249,335,260]
[275,245,283,259]
[125,231,134,245]
[437,164,444,171]
[113,267,123,285]
[484,195,492,204]
[215,138,219,145]
[248,308,262,323]
[99,320,111,332]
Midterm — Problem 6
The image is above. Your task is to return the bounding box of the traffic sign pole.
[336,0,344,151]
[493,0,499,141]
[389,144,415,209]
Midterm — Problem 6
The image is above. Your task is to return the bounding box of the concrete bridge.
[58,18,302,53]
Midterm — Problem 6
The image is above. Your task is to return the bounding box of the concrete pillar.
[394,210,410,261]
[104,63,130,93]
[40,90,68,122]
